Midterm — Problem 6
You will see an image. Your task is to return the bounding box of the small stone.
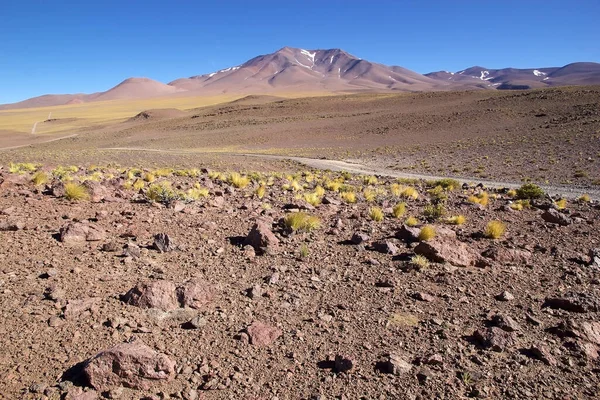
[267,272,280,285]
[244,220,279,254]
[247,284,263,300]
[246,321,282,347]
[182,316,207,330]
[123,243,141,258]
[351,232,370,245]
[412,292,435,302]
[102,242,120,253]
[123,281,178,311]
[334,355,353,373]
[473,327,516,352]
[529,345,557,366]
[496,291,514,301]
[491,314,521,332]
[153,233,173,253]
[382,353,412,375]
[48,316,63,327]
[373,240,399,255]
[395,225,421,243]
[541,209,572,226]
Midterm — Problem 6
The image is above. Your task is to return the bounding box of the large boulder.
[82,341,175,391]
[244,221,279,254]
[123,281,179,311]
[541,209,572,226]
[60,222,105,244]
[414,238,480,268]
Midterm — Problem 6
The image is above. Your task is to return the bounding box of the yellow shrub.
[325,180,342,192]
[143,173,156,183]
[418,225,436,241]
[555,198,567,210]
[341,192,356,203]
[133,179,145,191]
[363,189,377,203]
[64,182,89,201]
[146,181,177,203]
[229,172,250,189]
[314,186,325,197]
[405,216,419,227]
[485,220,506,239]
[284,212,321,232]
[468,191,489,207]
[411,255,430,269]
[304,192,322,206]
[32,171,48,186]
[255,185,266,199]
[363,175,378,185]
[446,215,466,225]
[390,183,402,197]
[392,202,407,218]
[400,186,419,200]
[507,189,517,197]
[579,194,591,202]
[369,207,384,222]
[185,187,209,200]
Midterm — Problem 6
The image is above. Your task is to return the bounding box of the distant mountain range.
[2,47,599,110]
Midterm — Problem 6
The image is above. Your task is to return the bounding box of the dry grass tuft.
[64,182,89,201]
[485,220,506,239]
[418,225,436,241]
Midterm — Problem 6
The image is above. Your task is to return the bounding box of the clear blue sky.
[1,0,599,103]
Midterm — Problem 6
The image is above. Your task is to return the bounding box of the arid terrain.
[0,83,600,399]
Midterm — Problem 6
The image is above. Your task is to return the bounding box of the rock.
[542,294,599,313]
[589,249,600,268]
[63,298,99,320]
[490,314,521,332]
[123,243,141,258]
[416,367,434,384]
[153,233,174,253]
[334,355,353,373]
[481,247,531,264]
[246,321,282,347]
[322,196,341,206]
[247,284,263,300]
[123,281,178,311]
[101,242,120,252]
[422,354,443,366]
[541,209,572,226]
[414,238,480,268]
[182,315,207,330]
[412,292,435,302]
[350,232,370,245]
[82,341,176,391]
[244,221,279,255]
[373,240,399,255]
[473,327,516,352]
[0,218,24,231]
[267,272,280,285]
[395,225,421,243]
[550,319,600,345]
[382,353,412,375]
[44,284,65,301]
[83,181,110,203]
[176,280,214,309]
[60,222,106,244]
[529,345,557,366]
[496,291,514,301]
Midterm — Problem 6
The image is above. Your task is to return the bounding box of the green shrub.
[516,183,544,199]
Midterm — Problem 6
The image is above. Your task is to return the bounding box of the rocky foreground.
[0,164,599,399]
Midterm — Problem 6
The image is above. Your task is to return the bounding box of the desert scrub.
[153,168,172,177]
[133,179,145,191]
[516,183,544,199]
[143,172,156,183]
[341,192,356,203]
[555,198,567,210]
[390,183,402,197]
[8,162,38,174]
[304,192,322,207]
[299,243,309,258]
[400,186,419,200]
[185,186,209,201]
[64,182,89,201]
[255,185,267,199]
[510,199,530,211]
[392,202,407,218]
[146,181,178,203]
[126,168,142,180]
[506,189,517,197]
[369,207,384,222]
[363,175,378,185]
[430,178,460,191]
[485,220,506,239]
[314,186,325,197]
[410,255,430,270]
[325,180,342,192]
[284,212,321,233]
[423,204,446,219]
[445,215,466,225]
[418,225,436,241]
[579,194,591,202]
[31,171,48,186]
[405,216,419,227]
[52,165,78,180]
[363,189,377,203]
[229,172,250,189]
[427,186,448,202]
[467,191,489,207]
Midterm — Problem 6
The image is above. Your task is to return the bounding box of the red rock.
[63,298,99,320]
[83,181,110,203]
[246,321,282,346]
[482,246,531,264]
[176,280,214,309]
[473,327,516,352]
[414,238,480,268]
[244,221,279,254]
[0,218,24,231]
[123,281,178,311]
[60,222,105,244]
[83,341,175,391]
[529,345,557,366]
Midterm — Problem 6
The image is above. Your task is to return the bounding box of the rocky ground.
[0,164,599,399]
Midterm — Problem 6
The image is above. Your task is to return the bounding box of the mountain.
[2,47,600,110]
[168,47,449,93]
[425,62,600,89]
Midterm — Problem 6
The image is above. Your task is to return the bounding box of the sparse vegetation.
[423,203,446,219]
[341,192,356,203]
[229,172,250,188]
[485,220,506,239]
[405,216,419,227]
[31,171,48,186]
[255,185,266,199]
[446,215,466,225]
[63,182,89,201]
[392,202,407,218]
[410,254,430,269]
[146,181,178,203]
[579,194,591,202]
[516,183,544,199]
[284,212,321,233]
[369,207,384,222]
[418,225,436,241]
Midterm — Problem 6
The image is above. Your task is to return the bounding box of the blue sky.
[1,0,599,103]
